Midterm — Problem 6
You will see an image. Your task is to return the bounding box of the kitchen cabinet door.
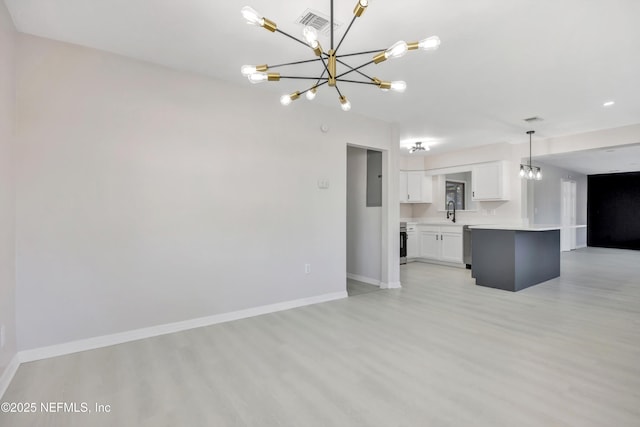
[407,172,423,202]
[419,230,439,259]
[440,231,463,263]
[399,171,408,203]
[407,230,418,258]
[472,162,509,201]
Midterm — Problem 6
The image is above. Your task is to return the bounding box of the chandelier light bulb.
[241,6,263,26]
[280,94,292,106]
[418,36,441,51]
[390,81,407,93]
[359,0,369,6]
[519,166,525,177]
[340,96,351,111]
[241,65,257,76]
[306,87,317,100]
[247,72,268,84]
[303,26,319,46]
[528,169,534,179]
[536,170,542,180]
[385,40,408,59]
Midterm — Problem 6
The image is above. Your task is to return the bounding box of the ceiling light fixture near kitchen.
[409,141,429,154]
[520,130,542,180]
[240,0,441,111]
[603,101,615,107]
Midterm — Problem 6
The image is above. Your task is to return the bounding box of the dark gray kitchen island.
[469,225,561,292]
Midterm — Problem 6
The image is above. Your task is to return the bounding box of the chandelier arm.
[275,28,313,50]
[335,15,358,55]
[313,69,328,87]
[334,83,344,98]
[268,58,324,69]
[336,79,378,86]
[335,58,375,81]
[335,59,376,79]
[319,56,331,76]
[298,80,331,97]
[280,76,330,80]
[336,50,387,58]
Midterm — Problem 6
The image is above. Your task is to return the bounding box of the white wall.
[531,161,588,247]
[347,146,381,284]
[14,34,398,351]
[531,162,587,225]
[0,0,17,382]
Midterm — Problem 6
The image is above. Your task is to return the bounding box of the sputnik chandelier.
[240,0,441,111]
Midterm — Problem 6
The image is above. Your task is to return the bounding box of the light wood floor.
[347,278,381,296]
[2,247,640,426]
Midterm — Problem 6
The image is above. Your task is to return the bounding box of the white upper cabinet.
[400,171,433,203]
[472,161,510,201]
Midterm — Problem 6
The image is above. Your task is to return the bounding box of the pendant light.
[520,130,541,180]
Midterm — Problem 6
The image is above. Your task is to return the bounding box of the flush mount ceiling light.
[240,0,441,111]
[603,100,615,107]
[520,130,542,180]
[409,141,429,154]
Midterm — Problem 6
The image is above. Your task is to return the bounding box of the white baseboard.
[19,291,348,364]
[381,281,402,289]
[0,354,20,399]
[346,273,381,287]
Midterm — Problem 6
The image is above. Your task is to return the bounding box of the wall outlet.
[304,264,311,274]
[0,324,5,349]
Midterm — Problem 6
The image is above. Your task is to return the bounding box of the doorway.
[561,180,577,251]
[346,146,383,295]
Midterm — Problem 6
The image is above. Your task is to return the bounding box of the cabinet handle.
[441,234,443,240]
[436,235,438,240]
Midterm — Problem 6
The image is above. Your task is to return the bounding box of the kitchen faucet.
[446,200,456,223]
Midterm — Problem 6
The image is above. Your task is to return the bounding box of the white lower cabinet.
[440,230,463,263]
[419,229,439,259]
[417,225,463,264]
[406,223,419,259]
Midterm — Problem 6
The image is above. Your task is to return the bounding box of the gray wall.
[0,0,17,384]
[347,146,382,283]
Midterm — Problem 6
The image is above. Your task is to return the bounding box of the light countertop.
[468,224,562,231]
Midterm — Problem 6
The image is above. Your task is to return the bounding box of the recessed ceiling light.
[603,101,615,107]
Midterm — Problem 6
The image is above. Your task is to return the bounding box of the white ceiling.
[536,143,640,175]
[5,0,640,165]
